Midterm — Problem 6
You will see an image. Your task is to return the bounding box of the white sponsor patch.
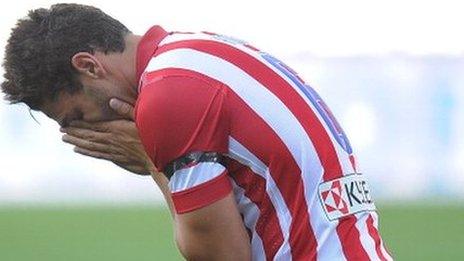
[318,173,376,221]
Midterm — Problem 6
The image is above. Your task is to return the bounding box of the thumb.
[109,98,135,120]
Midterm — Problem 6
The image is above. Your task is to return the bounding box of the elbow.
[175,229,251,261]
[175,233,191,260]
[176,236,207,261]
[178,246,251,261]
[175,231,209,261]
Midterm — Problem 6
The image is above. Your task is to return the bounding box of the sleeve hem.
[171,171,232,214]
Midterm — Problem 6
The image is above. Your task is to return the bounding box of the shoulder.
[135,72,226,126]
[134,72,229,170]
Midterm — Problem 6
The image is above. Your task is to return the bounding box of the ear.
[71,52,106,78]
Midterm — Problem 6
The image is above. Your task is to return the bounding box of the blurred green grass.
[0,206,182,261]
[0,203,462,260]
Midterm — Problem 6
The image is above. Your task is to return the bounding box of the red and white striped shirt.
[135,26,392,261]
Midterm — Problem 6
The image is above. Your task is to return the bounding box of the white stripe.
[159,32,214,46]
[356,213,381,260]
[160,33,356,175]
[159,31,355,174]
[160,32,356,176]
[155,34,377,259]
[313,217,346,261]
[202,33,357,174]
[169,162,225,193]
[372,212,394,261]
[228,137,292,261]
[230,180,266,261]
[146,48,347,259]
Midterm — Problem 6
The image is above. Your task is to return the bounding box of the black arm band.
[164,151,226,179]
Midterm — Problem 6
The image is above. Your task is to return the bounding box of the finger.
[74,147,127,162]
[62,134,115,154]
[67,120,109,132]
[61,127,109,141]
[109,98,135,120]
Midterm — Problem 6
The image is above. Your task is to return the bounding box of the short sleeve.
[135,74,232,214]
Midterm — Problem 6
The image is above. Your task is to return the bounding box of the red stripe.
[337,216,372,260]
[171,171,232,214]
[367,214,389,261]
[244,43,261,52]
[226,92,317,259]
[144,67,314,259]
[156,39,343,179]
[229,160,284,261]
[201,31,216,36]
[349,155,358,173]
[153,39,368,258]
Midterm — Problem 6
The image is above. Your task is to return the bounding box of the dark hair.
[1,3,130,110]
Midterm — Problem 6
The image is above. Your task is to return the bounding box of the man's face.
[41,81,123,127]
[40,50,136,127]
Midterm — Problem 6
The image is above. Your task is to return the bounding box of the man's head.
[1,3,136,127]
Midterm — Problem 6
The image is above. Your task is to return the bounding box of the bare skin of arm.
[151,173,251,260]
[174,192,251,261]
[60,98,251,260]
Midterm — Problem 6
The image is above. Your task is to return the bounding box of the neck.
[97,34,142,105]
[120,34,143,95]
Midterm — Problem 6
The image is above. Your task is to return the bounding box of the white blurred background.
[0,0,463,205]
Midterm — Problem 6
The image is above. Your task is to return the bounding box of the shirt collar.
[135,25,169,85]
